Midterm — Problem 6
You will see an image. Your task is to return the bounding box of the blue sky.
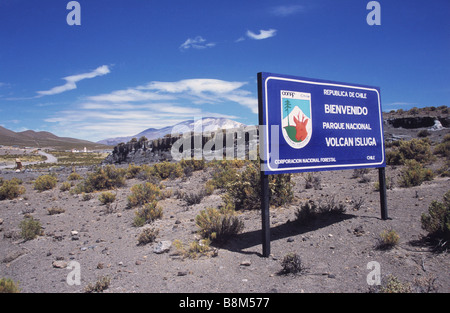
[0,0,449,142]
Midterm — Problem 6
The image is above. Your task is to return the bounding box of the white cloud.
[37,65,110,96]
[246,29,277,40]
[271,5,305,17]
[44,78,256,141]
[179,36,216,50]
[142,79,257,112]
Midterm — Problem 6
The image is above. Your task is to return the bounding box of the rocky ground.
[0,124,449,294]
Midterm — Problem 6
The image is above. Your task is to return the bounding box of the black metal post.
[261,173,270,257]
[378,167,388,220]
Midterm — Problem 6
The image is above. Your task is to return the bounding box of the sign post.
[258,72,387,257]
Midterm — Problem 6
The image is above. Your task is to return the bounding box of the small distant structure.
[15,158,23,172]
[83,147,87,153]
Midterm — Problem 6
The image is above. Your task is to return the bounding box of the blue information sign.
[258,72,386,174]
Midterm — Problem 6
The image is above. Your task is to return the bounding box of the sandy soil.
[0,129,449,294]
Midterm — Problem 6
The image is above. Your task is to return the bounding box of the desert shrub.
[195,206,244,243]
[67,172,82,181]
[421,191,450,249]
[98,191,116,205]
[47,207,65,215]
[223,163,294,210]
[173,239,212,259]
[81,192,93,201]
[374,175,394,191]
[386,138,435,165]
[0,179,26,200]
[280,253,305,275]
[180,159,206,171]
[399,160,434,187]
[209,162,238,189]
[183,191,207,206]
[128,182,161,208]
[34,174,57,191]
[295,198,346,224]
[379,275,411,293]
[125,164,142,179]
[153,161,183,179]
[9,177,22,185]
[376,229,400,250]
[133,200,163,227]
[84,276,111,293]
[305,173,321,190]
[76,165,125,193]
[270,173,295,207]
[417,129,430,138]
[60,181,72,192]
[205,180,215,195]
[295,201,319,225]
[137,227,158,245]
[0,278,20,293]
[19,217,42,241]
[433,134,450,159]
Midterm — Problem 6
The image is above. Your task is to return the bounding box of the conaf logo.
[281,90,312,149]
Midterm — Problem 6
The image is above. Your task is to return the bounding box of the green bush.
[180,159,206,171]
[280,253,304,275]
[84,276,111,293]
[421,191,450,248]
[0,278,20,293]
[173,239,212,259]
[294,201,319,225]
[127,182,161,208]
[386,138,435,165]
[379,275,412,293]
[295,197,347,225]
[195,206,244,243]
[60,181,72,192]
[34,174,57,191]
[75,165,125,193]
[399,160,434,187]
[209,162,238,189]
[376,229,400,250]
[433,134,450,159]
[137,228,158,245]
[98,191,116,205]
[0,179,25,200]
[19,217,42,241]
[223,163,294,210]
[153,161,183,179]
[67,172,82,181]
[125,164,142,179]
[133,200,163,227]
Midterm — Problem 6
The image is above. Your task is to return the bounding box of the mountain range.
[0,126,110,150]
[97,117,247,146]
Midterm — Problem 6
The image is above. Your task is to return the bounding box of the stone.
[240,260,251,266]
[153,241,172,254]
[52,260,68,268]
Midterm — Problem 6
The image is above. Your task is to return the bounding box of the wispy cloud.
[36,65,110,96]
[44,78,255,141]
[246,29,277,40]
[180,36,216,50]
[271,5,305,17]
